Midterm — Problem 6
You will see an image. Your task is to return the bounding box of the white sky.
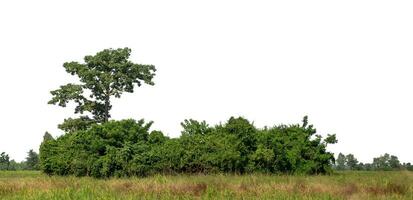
[0,0,412,163]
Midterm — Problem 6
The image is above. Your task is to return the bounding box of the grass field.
[0,171,412,199]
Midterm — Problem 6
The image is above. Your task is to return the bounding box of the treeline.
[40,116,338,178]
[334,153,413,171]
[0,150,39,171]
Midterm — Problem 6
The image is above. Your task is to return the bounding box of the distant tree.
[335,153,346,170]
[389,155,401,169]
[363,163,373,171]
[48,48,156,131]
[403,163,413,171]
[0,152,10,170]
[334,153,406,171]
[8,160,18,170]
[372,153,401,170]
[345,154,359,170]
[8,160,26,171]
[357,162,365,170]
[25,149,39,170]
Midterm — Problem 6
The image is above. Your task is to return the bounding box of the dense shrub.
[40,116,337,178]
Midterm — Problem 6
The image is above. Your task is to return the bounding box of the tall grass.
[0,171,412,199]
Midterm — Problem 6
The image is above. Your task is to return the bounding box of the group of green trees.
[335,153,413,171]
[39,48,338,178]
[0,150,39,171]
[40,116,338,178]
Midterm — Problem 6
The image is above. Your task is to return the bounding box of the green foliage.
[8,160,27,171]
[373,153,401,171]
[255,118,336,175]
[335,153,346,170]
[43,132,54,142]
[0,152,10,170]
[48,48,156,127]
[180,119,211,136]
[403,163,413,171]
[345,154,359,170]
[335,153,405,171]
[40,116,338,177]
[40,119,154,177]
[25,150,39,170]
[0,151,39,171]
[58,116,96,133]
[41,47,337,177]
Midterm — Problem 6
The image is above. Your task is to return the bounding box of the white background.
[0,0,412,163]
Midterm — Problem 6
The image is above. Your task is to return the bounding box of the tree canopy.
[48,48,156,130]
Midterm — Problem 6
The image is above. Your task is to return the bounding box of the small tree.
[49,48,156,131]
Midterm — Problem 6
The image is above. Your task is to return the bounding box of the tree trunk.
[104,94,110,123]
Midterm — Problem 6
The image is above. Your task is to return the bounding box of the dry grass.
[365,182,409,195]
[0,171,412,199]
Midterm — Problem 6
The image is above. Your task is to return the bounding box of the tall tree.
[373,153,391,170]
[49,48,156,130]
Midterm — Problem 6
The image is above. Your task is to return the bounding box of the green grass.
[0,171,412,199]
